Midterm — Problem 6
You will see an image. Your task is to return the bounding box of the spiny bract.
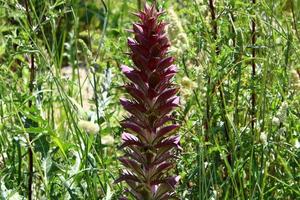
[116,3,180,200]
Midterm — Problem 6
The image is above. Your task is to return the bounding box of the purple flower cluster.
[117,3,180,199]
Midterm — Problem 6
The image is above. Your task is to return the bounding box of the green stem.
[251,0,256,134]
[24,1,35,199]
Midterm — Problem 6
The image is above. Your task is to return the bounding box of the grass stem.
[24,0,35,199]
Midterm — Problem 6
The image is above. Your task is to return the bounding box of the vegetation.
[0,0,299,199]
[117,4,181,199]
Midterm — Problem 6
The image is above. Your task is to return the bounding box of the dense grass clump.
[0,0,299,199]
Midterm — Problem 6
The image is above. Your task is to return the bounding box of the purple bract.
[117,3,180,199]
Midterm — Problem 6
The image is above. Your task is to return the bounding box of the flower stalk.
[117,3,180,199]
[24,0,35,199]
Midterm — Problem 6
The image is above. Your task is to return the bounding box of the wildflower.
[180,76,197,104]
[117,3,180,199]
[275,37,281,45]
[181,76,197,90]
[291,69,300,91]
[272,116,280,126]
[78,120,99,134]
[167,6,189,55]
[259,132,268,146]
[276,102,288,123]
[102,135,114,145]
[291,69,299,82]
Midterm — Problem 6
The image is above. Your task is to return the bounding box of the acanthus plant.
[116,3,181,200]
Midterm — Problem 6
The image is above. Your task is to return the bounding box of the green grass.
[0,0,299,199]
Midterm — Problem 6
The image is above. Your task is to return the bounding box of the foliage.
[0,0,299,199]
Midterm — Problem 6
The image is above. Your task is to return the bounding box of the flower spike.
[118,3,180,199]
